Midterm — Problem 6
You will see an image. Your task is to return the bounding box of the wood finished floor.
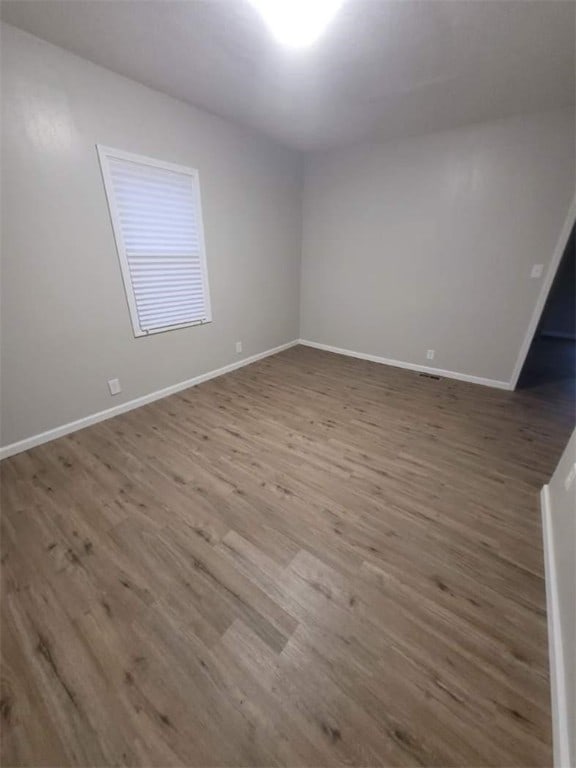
[1,345,574,768]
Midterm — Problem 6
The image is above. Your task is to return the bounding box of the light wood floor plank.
[1,345,574,766]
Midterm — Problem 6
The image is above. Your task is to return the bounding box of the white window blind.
[97,145,212,337]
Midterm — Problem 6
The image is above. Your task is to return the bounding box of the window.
[97,145,212,337]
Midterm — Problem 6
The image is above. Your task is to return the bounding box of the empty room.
[1,1,575,766]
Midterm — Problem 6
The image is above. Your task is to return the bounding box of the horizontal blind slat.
[132,278,203,293]
[133,280,205,292]
[110,163,194,183]
[131,279,203,289]
[138,298,206,314]
[127,255,202,264]
[110,167,194,189]
[125,245,200,254]
[139,308,206,328]
[138,309,206,325]
[128,263,202,272]
[138,288,203,307]
[129,268,202,278]
[138,297,206,314]
[138,300,206,318]
[117,202,197,219]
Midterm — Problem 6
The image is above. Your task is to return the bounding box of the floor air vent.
[419,373,441,380]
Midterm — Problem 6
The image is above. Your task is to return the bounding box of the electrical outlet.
[530,264,544,279]
[108,378,121,396]
[235,341,242,354]
[564,464,576,491]
[427,349,435,360]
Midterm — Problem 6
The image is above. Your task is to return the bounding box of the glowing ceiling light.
[250,0,345,48]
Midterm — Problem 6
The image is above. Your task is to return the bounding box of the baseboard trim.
[298,340,513,390]
[0,340,299,461]
[541,484,571,768]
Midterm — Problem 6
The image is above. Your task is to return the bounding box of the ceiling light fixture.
[249,0,345,49]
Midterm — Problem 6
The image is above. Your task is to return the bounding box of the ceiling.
[1,0,574,150]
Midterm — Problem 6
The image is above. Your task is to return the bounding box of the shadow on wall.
[518,223,576,390]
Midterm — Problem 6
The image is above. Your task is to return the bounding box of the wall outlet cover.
[530,264,544,278]
[108,378,121,396]
[236,341,243,354]
[426,349,435,360]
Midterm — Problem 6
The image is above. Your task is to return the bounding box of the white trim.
[0,340,299,461]
[96,144,212,338]
[541,485,572,768]
[510,195,576,390]
[97,145,201,177]
[299,339,513,390]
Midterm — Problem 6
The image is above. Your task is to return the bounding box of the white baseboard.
[0,338,519,460]
[298,339,513,390]
[0,340,299,461]
[541,485,572,768]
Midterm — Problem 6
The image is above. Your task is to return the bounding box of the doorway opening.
[517,222,575,397]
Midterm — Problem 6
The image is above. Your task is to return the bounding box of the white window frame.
[96,144,212,338]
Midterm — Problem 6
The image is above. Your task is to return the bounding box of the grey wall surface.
[300,112,575,384]
[2,23,576,449]
[0,23,302,447]
[547,428,576,767]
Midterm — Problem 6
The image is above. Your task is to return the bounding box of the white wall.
[300,111,575,385]
[544,429,576,768]
[0,23,302,448]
